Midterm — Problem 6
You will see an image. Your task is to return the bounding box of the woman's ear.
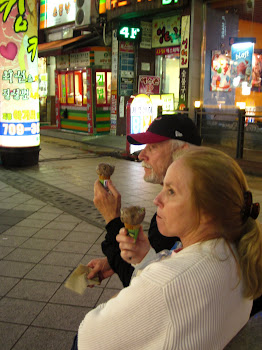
[199,210,213,225]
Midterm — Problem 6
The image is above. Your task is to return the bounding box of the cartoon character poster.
[231,42,254,88]
[210,50,231,91]
[252,53,262,91]
[0,0,40,148]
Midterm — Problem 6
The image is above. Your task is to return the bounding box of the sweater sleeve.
[78,272,169,350]
[101,217,134,287]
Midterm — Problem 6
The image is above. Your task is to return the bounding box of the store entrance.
[155,53,180,109]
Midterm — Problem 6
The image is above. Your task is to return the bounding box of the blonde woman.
[77,147,261,350]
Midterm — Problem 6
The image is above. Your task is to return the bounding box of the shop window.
[74,71,83,106]
[155,53,180,109]
[96,70,111,106]
[58,73,67,104]
[83,71,87,105]
[66,72,74,104]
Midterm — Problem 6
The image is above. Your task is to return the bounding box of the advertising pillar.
[0,0,40,166]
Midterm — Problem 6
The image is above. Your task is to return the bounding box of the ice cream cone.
[98,175,110,188]
[124,223,140,241]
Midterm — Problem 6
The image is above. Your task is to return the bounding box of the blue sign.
[231,42,254,87]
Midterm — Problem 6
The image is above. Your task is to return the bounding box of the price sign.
[117,25,142,42]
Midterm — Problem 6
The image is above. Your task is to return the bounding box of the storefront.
[103,0,191,135]
[201,0,262,148]
[55,48,112,134]
[38,0,111,134]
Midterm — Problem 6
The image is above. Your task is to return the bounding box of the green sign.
[117,25,142,42]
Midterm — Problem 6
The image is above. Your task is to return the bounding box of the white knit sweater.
[78,239,252,350]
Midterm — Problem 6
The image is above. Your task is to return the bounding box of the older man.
[88,114,201,287]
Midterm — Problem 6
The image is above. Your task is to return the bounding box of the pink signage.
[138,76,160,95]
[0,0,40,148]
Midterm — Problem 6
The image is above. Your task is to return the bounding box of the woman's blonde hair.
[173,146,262,300]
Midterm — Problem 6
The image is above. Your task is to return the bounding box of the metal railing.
[194,108,262,159]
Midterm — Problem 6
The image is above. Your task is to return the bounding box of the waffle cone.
[124,223,140,230]
[99,175,110,180]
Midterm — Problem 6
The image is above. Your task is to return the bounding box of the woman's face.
[154,159,198,239]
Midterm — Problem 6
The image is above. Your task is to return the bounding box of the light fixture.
[194,101,201,108]
[236,102,246,110]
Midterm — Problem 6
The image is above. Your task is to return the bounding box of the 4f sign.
[117,25,142,42]
[162,0,179,4]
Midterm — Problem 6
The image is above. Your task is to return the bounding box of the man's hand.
[93,179,121,224]
[87,257,114,287]
[116,227,150,265]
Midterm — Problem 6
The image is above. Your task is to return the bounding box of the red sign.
[155,46,180,56]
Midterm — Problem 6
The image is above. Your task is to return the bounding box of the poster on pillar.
[178,15,190,110]
[0,0,40,148]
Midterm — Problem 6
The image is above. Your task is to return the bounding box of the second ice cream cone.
[124,223,140,241]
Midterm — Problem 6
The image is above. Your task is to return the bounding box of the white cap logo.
[175,131,183,137]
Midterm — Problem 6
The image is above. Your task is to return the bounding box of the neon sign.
[117,25,142,42]
[99,0,181,13]
[0,0,40,148]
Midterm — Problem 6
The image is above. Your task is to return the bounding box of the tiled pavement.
[0,137,262,350]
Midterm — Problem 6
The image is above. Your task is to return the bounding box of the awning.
[38,33,104,57]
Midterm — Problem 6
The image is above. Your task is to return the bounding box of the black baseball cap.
[127,114,202,146]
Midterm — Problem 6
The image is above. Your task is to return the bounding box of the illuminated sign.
[117,25,142,42]
[40,0,76,29]
[99,0,181,13]
[0,1,39,148]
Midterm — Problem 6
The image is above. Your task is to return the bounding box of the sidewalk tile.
[0,246,15,259]
[3,248,49,263]
[3,226,40,237]
[40,251,84,267]
[0,276,20,296]
[32,304,91,331]
[50,284,103,308]
[106,274,123,290]
[0,260,34,278]
[0,322,27,350]
[53,241,91,254]
[11,327,75,350]
[44,221,78,231]
[87,243,104,256]
[33,228,70,240]
[0,216,25,226]
[0,235,28,247]
[0,298,45,324]
[64,230,103,244]
[7,280,60,302]
[0,225,11,233]
[27,212,61,221]
[16,218,51,229]
[25,264,71,283]
[20,238,59,250]
[96,288,121,305]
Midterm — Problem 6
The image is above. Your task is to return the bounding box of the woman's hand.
[116,226,150,265]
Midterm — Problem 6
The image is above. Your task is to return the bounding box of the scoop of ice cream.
[120,206,146,225]
[96,163,115,179]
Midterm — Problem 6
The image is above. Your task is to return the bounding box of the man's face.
[138,140,173,184]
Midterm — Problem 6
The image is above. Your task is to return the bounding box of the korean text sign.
[0,0,40,148]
